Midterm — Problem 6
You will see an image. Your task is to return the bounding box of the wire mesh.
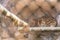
[0,0,60,40]
[3,0,59,27]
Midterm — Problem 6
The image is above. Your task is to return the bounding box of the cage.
[0,0,60,40]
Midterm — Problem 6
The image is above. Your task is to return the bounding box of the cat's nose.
[24,33,28,38]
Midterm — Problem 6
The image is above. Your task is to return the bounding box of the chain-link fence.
[0,0,60,40]
[3,0,60,27]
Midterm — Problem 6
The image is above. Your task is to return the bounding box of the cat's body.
[38,14,57,27]
[29,14,57,27]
